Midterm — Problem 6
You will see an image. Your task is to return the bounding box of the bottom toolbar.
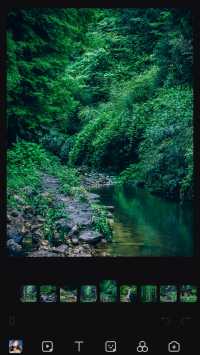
[5,336,198,354]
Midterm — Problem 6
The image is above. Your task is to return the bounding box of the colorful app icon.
[9,340,23,354]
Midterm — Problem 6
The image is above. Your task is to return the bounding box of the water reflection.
[96,185,194,257]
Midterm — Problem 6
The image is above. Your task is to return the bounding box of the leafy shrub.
[8,140,58,169]
[119,86,193,199]
[92,204,112,241]
[7,140,79,208]
[7,141,47,208]
[31,193,66,242]
[39,130,67,156]
[69,67,158,171]
[69,104,108,166]
[39,130,76,163]
[59,135,76,162]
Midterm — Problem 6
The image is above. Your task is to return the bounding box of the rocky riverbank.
[79,167,115,189]
[7,170,115,257]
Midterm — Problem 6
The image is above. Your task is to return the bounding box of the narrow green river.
[95,185,194,257]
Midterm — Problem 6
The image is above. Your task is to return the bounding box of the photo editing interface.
[2,4,200,354]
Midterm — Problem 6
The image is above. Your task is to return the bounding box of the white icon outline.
[136,340,149,353]
[105,340,117,353]
[74,341,84,352]
[42,340,54,353]
[168,340,181,353]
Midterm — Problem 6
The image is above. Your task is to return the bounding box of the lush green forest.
[7,8,193,257]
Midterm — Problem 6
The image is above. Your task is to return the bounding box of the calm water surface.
[96,185,194,257]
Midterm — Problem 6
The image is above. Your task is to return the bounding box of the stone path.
[7,171,114,257]
[28,173,104,257]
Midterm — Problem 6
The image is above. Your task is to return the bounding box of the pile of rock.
[7,172,115,257]
[81,171,115,189]
[7,205,45,256]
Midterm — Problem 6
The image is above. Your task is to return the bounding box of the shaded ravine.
[7,171,193,257]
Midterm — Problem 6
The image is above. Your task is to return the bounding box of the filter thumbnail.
[20,285,37,303]
[141,285,157,303]
[160,286,178,303]
[40,286,57,303]
[180,285,198,303]
[100,280,117,303]
[19,283,198,304]
[60,286,78,303]
[120,285,137,303]
[80,285,98,303]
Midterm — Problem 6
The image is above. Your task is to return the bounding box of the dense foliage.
[7,7,193,206]
[7,8,93,142]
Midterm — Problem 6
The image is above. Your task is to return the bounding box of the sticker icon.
[168,341,181,353]
[105,341,117,352]
[136,341,149,353]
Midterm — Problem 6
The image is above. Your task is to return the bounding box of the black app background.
[1,1,200,354]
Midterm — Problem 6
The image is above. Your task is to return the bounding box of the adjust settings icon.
[136,341,149,353]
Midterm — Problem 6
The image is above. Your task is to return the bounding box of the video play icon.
[42,340,54,352]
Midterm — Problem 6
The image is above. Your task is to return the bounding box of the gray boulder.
[68,224,79,237]
[55,218,72,233]
[51,244,68,254]
[71,237,79,245]
[28,250,59,257]
[7,239,23,256]
[79,230,102,244]
[86,192,100,201]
